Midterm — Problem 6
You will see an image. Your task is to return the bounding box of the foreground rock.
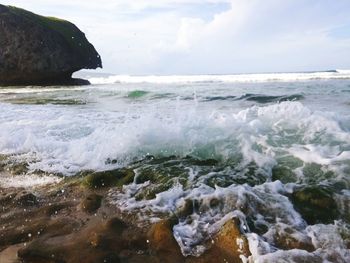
[0,168,253,263]
[0,5,102,86]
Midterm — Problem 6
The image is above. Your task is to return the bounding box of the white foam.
[89,71,350,85]
[0,101,348,176]
[110,181,304,256]
[0,172,62,188]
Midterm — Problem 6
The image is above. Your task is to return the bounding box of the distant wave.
[89,70,350,85]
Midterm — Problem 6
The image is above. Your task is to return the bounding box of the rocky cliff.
[0,5,102,86]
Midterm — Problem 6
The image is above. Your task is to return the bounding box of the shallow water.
[1,71,350,261]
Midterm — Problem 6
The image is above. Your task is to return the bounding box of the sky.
[2,0,350,75]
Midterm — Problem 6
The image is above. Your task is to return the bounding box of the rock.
[0,189,17,205]
[147,219,184,263]
[105,217,128,234]
[80,193,102,214]
[269,224,315,252]
[135,182,174,201]
[188,217,250,263]
[211,218,250,261]
[291,185,338,225]
[0,5,102,86]
[8,162,29,175]
[0,243,23,263]
[272,166,297,184]
[14,190,37,206]
[84,168,135,189]
[88,217,128,249]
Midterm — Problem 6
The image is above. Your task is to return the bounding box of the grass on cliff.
[7,6,95,59]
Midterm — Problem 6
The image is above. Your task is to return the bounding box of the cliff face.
[0,5,102,86]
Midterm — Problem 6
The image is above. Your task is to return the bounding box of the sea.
[1,70,350,261]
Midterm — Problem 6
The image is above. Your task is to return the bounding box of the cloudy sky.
[3,0,350,74]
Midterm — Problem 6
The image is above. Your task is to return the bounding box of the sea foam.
[88,70,350,85]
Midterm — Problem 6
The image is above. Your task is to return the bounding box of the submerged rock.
[291,185,338,225]
[0,5,102,86]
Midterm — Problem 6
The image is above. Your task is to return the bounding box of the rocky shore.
[0,5,102,86]
[1,154,350,262]
[0,169,250,263]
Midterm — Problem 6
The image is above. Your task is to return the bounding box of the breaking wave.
[89,70,350,85]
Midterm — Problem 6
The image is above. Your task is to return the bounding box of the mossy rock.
[135,168,160,184]
[277,156,303,169]
[84,168,135,189]
[135,166,187,185]
[272,166,297,184]
[135,180,178,201]
[182,156,219,166]
[291,185,339,224]
[302,163,335,184]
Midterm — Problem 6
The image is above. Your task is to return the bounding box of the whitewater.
[1,70,350,262]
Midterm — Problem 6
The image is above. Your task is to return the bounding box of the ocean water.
[1,71,350,261]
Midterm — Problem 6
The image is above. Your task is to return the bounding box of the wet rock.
[84,168,135,189]
[8,163,29,175]
[105,217,128,235]
[17,239,66,263]
[135,182,174,201]
[41,202,74,217]
[18,218,126,263]
[14,190,37,206]
[175,199,206,219]
[258,250,322,263]
[302,163,334,184]
[135,169,160,184]
[205,175,236,188]
[272,166,297,184]
[0,189,17,205]
[176,199,196,219]
[147,219,184,263]
[0,217,77,247]
[80,193,102,214]
[277,156,303,170]
[291,185,338,224]
[0,4,102,86]
[183,157,218,166]
[188,217,250,263]
[0,243,23,263]
[269,225,315,252]
[88,217,128,249]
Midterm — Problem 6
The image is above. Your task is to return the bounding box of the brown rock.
[80,193,102,214]
[88,217,127,250]
[187,217,250,263]
[0,243,23,263]
[147,219,185,263]
[0,190,17,205]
